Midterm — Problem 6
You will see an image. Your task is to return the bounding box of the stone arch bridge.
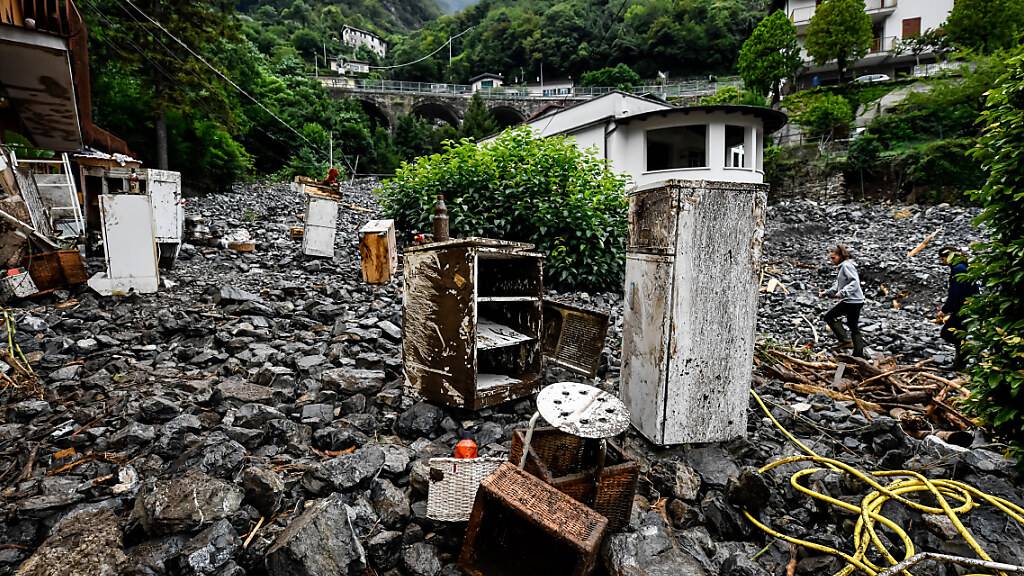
[320,78,590,131]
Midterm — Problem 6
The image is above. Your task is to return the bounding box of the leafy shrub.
[377,127,629,290]
[580,64,642,91]
[792,93,853,138]
[896,138,984,195]
[700,86,769,107]
[963,48,1024,455]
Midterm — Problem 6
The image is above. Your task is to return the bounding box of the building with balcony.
[783,0,954,87]
[0,0,129,154]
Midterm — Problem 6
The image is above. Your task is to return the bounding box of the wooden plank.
[476,373,521,390]
[476,319,533,350]
[403,247,475,408]
[359,219,396,284]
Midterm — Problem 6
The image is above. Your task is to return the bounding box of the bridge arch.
[356,99,392,131]
[490,105,527,129]
[410,99,461,127]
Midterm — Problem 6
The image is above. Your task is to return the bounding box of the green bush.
[700,86,769,107]
[580,64,642,91]
[377,127,629,290]
[963,49,1024,455]
[793,93,853,138]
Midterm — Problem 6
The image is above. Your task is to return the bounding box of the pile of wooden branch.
[755,344,975,440]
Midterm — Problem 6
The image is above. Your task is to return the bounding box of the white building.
[480,92,787,188]
[329,58,370,76]
[469,73,503,92]
[342,25,386,59]
[784,0,955,86]
[525,78,575,97]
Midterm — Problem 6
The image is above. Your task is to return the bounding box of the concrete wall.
[883,0,953,39]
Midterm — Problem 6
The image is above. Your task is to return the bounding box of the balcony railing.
[869,36,899,54]
[0,0,82,37]
[791,0,896,25]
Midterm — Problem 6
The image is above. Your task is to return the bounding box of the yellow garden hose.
[746,390,1024,576]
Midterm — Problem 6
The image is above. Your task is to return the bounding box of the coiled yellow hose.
[747,390,1024,576]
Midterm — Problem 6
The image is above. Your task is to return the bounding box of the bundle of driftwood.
[755,344,975,442]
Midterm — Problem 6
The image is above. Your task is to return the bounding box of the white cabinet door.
[147,169,183,244]
[89,194,159,295]
[302,196,338,257]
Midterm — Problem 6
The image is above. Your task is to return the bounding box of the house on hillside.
[526,78,575,97]
[469,73,503,92]
[783,0,954,87]
[329,58,370,76]
[342,25,386,59]
[480,91,788,187]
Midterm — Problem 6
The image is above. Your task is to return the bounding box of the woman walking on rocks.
[820,244,867,358]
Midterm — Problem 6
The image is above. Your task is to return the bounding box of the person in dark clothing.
[820,244,868,358]
[938,246,979,370]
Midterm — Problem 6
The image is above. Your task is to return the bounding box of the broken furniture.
[358,219,397,284]
[513,381,635,532]
[86,194,160,295]
[77,161,184,268]
[510,427,637,532]
[620,179,766,445]
[8,152,85,243]
[458,462,608,576]
[426,456,504,522]
[293,177,340,258]
[402,238,609,410]
[24,249,87,293]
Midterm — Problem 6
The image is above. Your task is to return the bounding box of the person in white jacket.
[819,244,867,358]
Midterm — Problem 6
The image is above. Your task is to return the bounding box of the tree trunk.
[771,79,781,108]
[837,53,848,84]
[155,108,169,170]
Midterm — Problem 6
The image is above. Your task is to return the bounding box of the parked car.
[854,74,891,84]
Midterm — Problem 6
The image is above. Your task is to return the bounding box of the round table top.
[536,381,630,439]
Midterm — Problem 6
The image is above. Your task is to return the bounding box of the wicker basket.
[459,462,607,576]
[510,427,638,532]
[426,457,504,522]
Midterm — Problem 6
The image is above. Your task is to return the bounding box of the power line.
[119,0,354,173]
[369,26,473,71]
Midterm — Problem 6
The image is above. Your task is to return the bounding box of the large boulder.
[266,494,366,576]
[602,512,707,576]
[132,470,244,535]
[16,508,127,576]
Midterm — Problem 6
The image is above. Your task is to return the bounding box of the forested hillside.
[237,0,441,35]
[80,0,776,194]
[388,0,773,82]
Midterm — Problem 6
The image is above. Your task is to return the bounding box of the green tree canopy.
[804,0,873,83]
[946,0,1024,53]
[964,48,1024,455]
[738,10,801,105]
[580,63,642,90]
[459,93,498,140]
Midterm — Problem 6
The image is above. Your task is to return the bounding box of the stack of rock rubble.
[0,182,1020,576]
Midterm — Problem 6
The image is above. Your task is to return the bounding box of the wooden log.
[783,382,882,412]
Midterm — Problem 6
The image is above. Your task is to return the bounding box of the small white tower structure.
[617,105,787,445]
